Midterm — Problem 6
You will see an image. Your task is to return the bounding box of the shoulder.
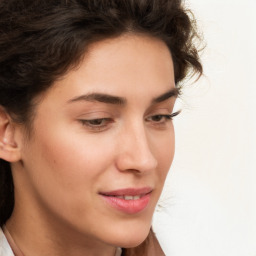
[0,227,14,256]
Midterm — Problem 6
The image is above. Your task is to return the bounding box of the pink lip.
[100,187,153,214]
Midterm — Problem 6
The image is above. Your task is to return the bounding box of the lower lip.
[101,194,151,214]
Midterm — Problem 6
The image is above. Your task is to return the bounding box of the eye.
[79,118,113,131]
[146,110,181,125]
[146,114,171,123]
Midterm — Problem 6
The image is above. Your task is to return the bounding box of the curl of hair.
[0,0,202,254]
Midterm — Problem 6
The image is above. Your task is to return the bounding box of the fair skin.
[0,34,177,256]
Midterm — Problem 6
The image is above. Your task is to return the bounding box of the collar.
[0,227,15,256]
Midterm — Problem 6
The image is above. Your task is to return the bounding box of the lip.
[99,187,153,214]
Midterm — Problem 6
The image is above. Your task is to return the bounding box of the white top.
[0,228,14,256]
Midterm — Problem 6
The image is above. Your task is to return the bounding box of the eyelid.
[146,108,181,118]
[77,109,181,132]
[145,110,181,123]
[78,117,114,132]
[76,110,113,118]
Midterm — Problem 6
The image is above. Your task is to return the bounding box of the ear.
[0,107,21,162]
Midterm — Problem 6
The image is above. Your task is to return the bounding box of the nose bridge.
[116,120,158,173]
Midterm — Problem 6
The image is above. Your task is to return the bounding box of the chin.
[109,225,151,248]
[121,237,148,249]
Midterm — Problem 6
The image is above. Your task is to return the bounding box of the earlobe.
[0,107,21,162]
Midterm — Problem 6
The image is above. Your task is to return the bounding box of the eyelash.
[145,111,181,123]
[79,111,181,131]
[79,118,113,131]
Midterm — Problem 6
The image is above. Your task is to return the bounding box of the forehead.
[38,34,175,107]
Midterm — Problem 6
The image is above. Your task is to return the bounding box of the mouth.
[111,195,144,200]
[99,187,153,214]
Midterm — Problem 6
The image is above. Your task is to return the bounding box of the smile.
[100,187,153,214]
[114,195,142,200]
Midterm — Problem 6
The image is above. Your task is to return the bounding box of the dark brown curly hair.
[0,0,202,255]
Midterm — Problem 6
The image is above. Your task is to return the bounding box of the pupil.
[91,119,103,125]
[153,115,162,121]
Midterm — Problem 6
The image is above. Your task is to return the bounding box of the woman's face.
[15,34,177,248]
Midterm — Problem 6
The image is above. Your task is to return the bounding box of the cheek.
[152,126,175,180]
[22,125,115,215]
[38,130,114,189]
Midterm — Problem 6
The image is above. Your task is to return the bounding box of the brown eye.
[146,114,172,123]
[146,111,181,125]
[79,118,113,131]
[151,115,169,122]
[87,119,107,126]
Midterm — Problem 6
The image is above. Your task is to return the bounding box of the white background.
[153,1,256,255]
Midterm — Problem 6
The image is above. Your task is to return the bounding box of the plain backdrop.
[153,1,256,256]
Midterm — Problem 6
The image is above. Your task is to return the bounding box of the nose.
[115,122,158,174]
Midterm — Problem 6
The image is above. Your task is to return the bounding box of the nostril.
[115,125,158,172]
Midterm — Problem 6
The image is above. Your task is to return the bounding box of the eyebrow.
[68,93,126,105]
[152,87,180,103]
[68,87,180,105]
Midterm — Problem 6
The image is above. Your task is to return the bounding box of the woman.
[0,0,202,255]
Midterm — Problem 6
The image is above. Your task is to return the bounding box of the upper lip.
[99,187,153,196]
